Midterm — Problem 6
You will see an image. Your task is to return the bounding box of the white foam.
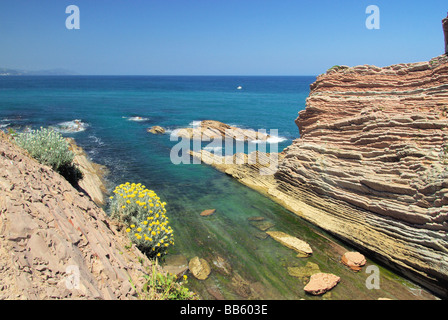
[127,116,149,122]
[189,120,202,127]
[54,119,88,133]
[267,136,287,144]
[0,123,10,128]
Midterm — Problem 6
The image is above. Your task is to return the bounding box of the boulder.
[189,257,211,280]
[341,252,366,272]
[304,273,340,295]
[147,126,166,134]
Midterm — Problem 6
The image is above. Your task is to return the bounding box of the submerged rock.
[266,231,313,257]
[163,254,189,279]
[288,262,321,283]
[200,209,216,216]
[189,256,211,280]
[304,273,340,295]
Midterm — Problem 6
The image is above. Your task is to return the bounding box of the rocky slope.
[192,55,448,298]
[0,131,155,299]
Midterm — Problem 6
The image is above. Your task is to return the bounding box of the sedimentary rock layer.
[0,131,154,299]
[192,56,448,298]
[174,120,269,141]
[278,55,448,297]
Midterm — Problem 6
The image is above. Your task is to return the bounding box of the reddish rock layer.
[277,55,448,297]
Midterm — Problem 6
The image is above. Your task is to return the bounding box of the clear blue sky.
[0,0,447,75]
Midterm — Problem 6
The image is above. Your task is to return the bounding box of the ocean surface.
[0,76,434,300]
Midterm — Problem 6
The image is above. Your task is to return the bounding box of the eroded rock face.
[275,56,448,297]
[0,132,154,300]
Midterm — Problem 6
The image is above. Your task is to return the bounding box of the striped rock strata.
[192,55,448,298]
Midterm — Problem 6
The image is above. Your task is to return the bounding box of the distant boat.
[237,86,242,90]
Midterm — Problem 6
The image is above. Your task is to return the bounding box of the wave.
[0,123,10,128]
[250,135,288,144]
[189,120,202,127]
[53,119,88,133]
[127,116,149,122]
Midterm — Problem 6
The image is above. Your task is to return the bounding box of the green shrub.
[110,182,174,259]
[15,127,74,170]
[15,127,83,185]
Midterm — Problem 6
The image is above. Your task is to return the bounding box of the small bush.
[15,127,74,171]
[15,127,83,185]
[110,182,174,259]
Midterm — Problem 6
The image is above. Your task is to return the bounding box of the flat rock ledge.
[303,273,341,296]
[266,231,313,257]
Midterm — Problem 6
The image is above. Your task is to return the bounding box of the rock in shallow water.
[304,273,340,295]
[200,209,216,216]
[189,256,211,280]
[341,252,366,272]
[266,231,313,256]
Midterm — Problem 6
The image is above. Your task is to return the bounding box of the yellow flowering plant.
[110,182,174,258]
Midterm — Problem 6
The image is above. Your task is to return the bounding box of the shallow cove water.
[0,76,438,300]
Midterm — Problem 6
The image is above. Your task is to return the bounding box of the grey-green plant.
[15,127,74,171]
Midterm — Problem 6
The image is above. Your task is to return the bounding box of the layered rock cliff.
[193,55,448,298]
[0,131,155,299]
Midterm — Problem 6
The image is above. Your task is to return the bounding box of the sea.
[0,76,435,300]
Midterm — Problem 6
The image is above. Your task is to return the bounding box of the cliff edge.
[0,131,154,299]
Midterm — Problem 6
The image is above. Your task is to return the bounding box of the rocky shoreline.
[191,55,448,299]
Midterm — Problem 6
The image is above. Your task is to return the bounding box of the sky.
[0,0,447,75]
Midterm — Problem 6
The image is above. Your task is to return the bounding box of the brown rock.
[266,231,312,256]
[341,252,366,272]
[304,273,340,295]
[200,209,216,216]
[147,126,166,134]
[188,256,211,280]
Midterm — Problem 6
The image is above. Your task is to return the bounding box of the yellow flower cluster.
[110,182,174,258]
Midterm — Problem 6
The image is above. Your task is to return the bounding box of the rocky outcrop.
[67,138,108,206]
[191,56,448,298]
[147,126,166,134]
[174,120,269,141]
[0,131,155,299]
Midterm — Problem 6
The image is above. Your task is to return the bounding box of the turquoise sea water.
[0,76,436,300]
